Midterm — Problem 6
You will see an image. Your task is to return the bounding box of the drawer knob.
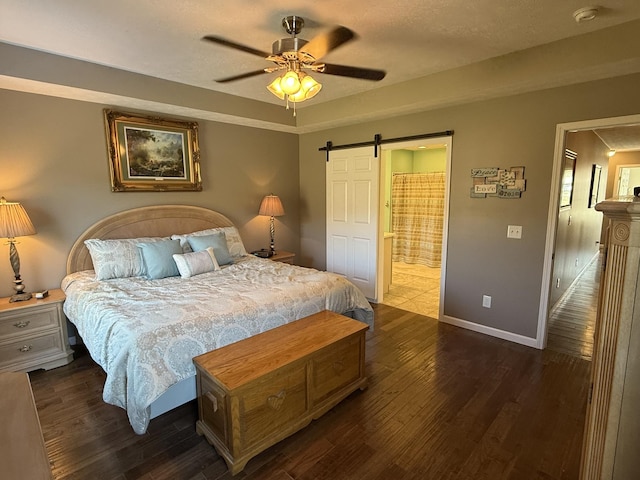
[13,321,30,328]
[18,345,33,353]
[205,392,218,412]
[267,390,286,411]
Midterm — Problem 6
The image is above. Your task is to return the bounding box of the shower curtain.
[391,172,445,268]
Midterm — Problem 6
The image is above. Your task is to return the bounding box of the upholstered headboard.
[66,205,235,274]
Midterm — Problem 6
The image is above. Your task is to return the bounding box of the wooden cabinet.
[194,310,368,475]
[0,289,73,372]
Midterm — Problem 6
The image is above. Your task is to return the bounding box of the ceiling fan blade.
[202,35,270,58]
[215,69,270,83]
[299,26,355,60]
[314,63,386,81]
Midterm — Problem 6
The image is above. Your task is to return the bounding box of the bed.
[62,205,374,434]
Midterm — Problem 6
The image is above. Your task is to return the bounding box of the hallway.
[380,262,440,318]
[546,254,600,361]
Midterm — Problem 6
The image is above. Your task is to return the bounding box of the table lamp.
[258,194,285,256]
[0,197,36,302]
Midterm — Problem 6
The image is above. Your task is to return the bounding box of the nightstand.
[270,251,295,264]
[0,289,73,372]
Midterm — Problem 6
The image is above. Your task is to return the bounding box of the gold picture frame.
[104,109,202,192]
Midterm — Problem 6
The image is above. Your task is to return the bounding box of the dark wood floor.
[30,304,591,480]
[547,254,601,360]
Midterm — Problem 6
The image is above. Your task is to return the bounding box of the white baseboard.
[441,315,539,349]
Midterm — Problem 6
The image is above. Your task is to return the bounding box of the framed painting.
[560,149,577,209]
[589,164,602,208]
[104,110,202,192]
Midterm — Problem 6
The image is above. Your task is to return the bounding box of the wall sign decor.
[104,109,202,192]
[471,166,526,198]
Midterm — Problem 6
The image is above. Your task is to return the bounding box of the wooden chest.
[0,372,52,479]
[193,310,368,475]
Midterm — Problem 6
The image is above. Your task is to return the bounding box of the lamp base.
[10,292,32,303]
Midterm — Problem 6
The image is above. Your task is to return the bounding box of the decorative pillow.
[137,239,182,279]
[85,237,164,280]
[173,247,220,278]
[172,226,247,257]
[187,232,233,266]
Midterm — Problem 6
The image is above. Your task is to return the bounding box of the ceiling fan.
[202,16,386,111]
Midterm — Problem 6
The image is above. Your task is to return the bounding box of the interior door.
[326,146,379,300]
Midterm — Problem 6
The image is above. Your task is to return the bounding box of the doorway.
[539,114,640,349]
[378,137,452,319]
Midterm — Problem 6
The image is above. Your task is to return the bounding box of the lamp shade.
[0,197,36,239]
[259,195,285,217]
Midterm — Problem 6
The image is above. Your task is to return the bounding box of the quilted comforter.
[62,255,373,434]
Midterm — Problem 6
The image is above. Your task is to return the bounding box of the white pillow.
[171,226,247,257]
[173,247,220,278]
[85,237,165,280]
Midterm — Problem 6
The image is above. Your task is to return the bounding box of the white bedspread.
[61,255,373,434]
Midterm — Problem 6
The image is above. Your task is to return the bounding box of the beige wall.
[2,61,640,343]
[551,131,609,307]
[299,73,640,340]
[0,90,299,298]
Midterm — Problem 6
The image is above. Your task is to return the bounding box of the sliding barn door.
[326,146,379,300]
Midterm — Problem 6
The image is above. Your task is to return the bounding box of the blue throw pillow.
[187,232,233,266]
[137,239,182,279]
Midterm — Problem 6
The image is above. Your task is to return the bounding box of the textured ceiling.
[2,1,640,147]
[2,0,640,108]
[594,126,640,152]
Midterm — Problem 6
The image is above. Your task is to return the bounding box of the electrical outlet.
[507,225,522,239]
[482,295,492,308]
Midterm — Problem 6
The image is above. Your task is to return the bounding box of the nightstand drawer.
[0,306,59,339]
[0,331,63,369]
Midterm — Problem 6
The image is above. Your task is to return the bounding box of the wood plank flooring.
[29,305,590,479]
[547,254,601,360]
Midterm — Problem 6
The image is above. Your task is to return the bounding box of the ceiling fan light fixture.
[267,70,322,107]
[300,74,322,99]
[286,73,322,103]
[280,70,302,95]
[267,77,285,100]
[206,16,384,115]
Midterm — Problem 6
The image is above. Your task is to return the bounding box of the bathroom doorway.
[379,137,451,319]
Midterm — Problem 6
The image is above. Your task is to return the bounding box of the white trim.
[441,315,538,348]
[539,113,640,349]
